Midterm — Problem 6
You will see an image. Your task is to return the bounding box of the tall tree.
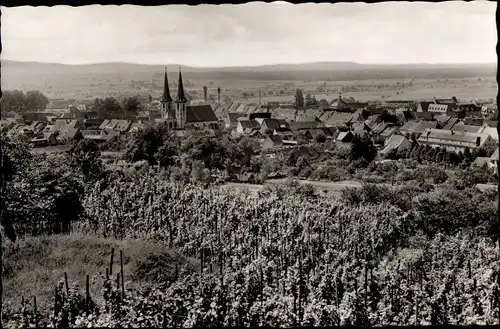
[295,89,305,109]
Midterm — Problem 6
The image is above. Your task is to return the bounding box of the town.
[2,67,498,175]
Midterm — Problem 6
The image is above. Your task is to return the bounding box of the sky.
[1,1,497,67]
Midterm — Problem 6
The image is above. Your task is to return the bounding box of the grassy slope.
[2,234,198,313]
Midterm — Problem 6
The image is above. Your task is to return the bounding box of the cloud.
[1,2,496,66]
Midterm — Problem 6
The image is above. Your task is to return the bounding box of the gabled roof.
[491,148,499,161]
[266,135,283,145]
[419,128,492,147]
[484,120,498,128]
[322,112,354,125]
[106,119,120,130]
[262,118,289,130]
[443,117,459,130]
[99,119,110,130]
[371,122,387,134]
[336,131,352,142]
[449,123,482,134]
[288,121,322,131]
[115,120,132,132]
[412,121,438,134]
[415,112,434,120]
[239,120,261,129]
[418,101,433,112]
[380,126,399,137]
[185,105,218,123]
[381,135,410,154]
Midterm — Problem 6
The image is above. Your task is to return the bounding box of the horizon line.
[3,59,497,68]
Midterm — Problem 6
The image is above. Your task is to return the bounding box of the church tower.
[175,67,188,129]
[160,67,176,127]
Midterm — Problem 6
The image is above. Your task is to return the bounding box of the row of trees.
[1,90,49,113]
[386,142,492,167]
[294,89,320,109]
[91,96,143,114]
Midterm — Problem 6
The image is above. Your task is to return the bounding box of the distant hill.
[1,60,496,101]
[2,60,496,74]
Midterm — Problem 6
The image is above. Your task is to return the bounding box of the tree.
[0,90,27,112]
[69,139,104,182]
[0,90,49,113]
[122,96,142,113]
[294,89,305,109]
[25,90,49,111]
[350,135,377,164]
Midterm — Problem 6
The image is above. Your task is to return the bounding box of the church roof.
[176,68,187,103]
[162,67,173,102]
[185,105,218,123]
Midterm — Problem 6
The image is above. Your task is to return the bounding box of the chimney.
[339,92,342,100]
[217,87,221,104]
[203,86,208,103]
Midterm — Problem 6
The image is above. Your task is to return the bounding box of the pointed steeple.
[176,67,187,103]
[162,67,173,102]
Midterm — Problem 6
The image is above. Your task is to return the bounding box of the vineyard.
[3,170,500,328]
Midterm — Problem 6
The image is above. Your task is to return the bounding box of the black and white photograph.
[0,1,498,327]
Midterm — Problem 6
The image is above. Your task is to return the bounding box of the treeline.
[1,90,49,113]
[386,141,496,167]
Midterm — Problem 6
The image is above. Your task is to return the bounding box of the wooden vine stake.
[109,248,115,276]
[120,250,125,298]
[85,274,90,309]
[64,272,69,296]
[33,296,38,328]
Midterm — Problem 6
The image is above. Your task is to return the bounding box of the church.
[160,67,220,130]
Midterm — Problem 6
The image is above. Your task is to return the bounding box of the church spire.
[162,67,173,102]
[176,67,187,103]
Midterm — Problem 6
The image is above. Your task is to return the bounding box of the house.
[447,123,482,134]
[427,103,454,114]
[417,128,496,153]
[490,148,499,173]
[259,118,289,134]
[225,113,246,130]
[443,117,459,130]
[336,131,354,143]
[320,127,339,139]
[472,157,493,170]
[380,135,411,156]
[414,112,434,121]
[329,94,353,112]
[351,122,371,133]
[57,128,83,142]
[129,122,147,133]
[115,120,132,133]
[302,128,326,141]
[479,124,499,142]
[321,112,354,128]
[274,128,295,140]
[375,126,400,144]
[288,121,323,133]
[31,132,58,148]
[0,120,16,133]
[411,121,439,137]
[236,120,261,134]
[351,108,370,122]
[262,135,283,150]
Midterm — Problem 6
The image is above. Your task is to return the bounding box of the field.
[2,61,497,103]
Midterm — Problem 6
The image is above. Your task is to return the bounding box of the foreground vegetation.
[1,128,499,327]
